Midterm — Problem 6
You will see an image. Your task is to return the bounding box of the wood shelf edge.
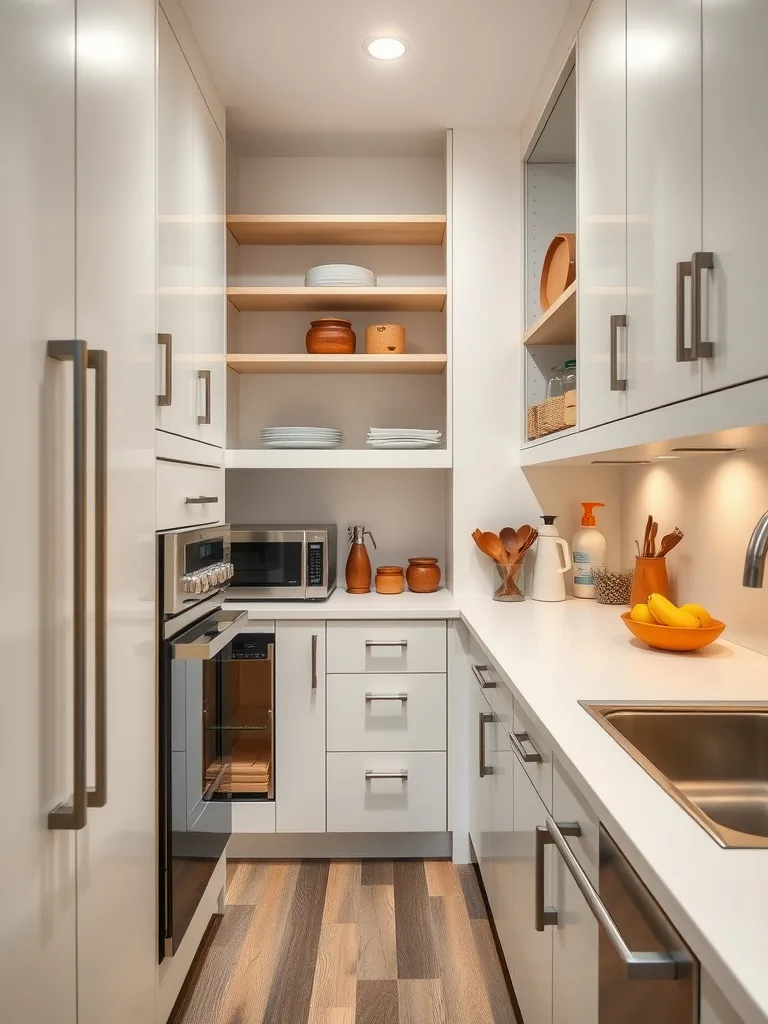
[523,282,577,346]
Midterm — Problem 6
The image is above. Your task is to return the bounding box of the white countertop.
[225,587,461,620]
[459,597,768,1024]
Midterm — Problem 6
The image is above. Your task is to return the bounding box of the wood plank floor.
[171,859,520,1024]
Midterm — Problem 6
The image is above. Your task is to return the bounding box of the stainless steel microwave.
[228,525,337,600]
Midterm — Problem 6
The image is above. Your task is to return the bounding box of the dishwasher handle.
[538,817,679,981]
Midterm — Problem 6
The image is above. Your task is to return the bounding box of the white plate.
[261,441,344,449]
[366,441,441,449]
[368,428,442,436]
[261,427,342,434]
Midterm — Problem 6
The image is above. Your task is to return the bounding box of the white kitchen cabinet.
[512,753,553,1024]
[275,621,326,832]
[551,763,599,1024]
[701,0,768,393]
[700,971,745,1024]
[156,459,225,530]
[469,670,494,881]
[326,620,447,674]
[577,0,628,428]
[157,11,198,440]
[490,722,515,968]
[157,12,226,448]
[2,1,78,1021]
[625,0,702,414]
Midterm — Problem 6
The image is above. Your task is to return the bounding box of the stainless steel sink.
[581,703,768,849]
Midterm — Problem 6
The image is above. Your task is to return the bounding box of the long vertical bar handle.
[197,368,211,425]
[479,712,493,778]
[88,349,108,808]
[609,314,627,391]
[311,633,318,690]
[691,251,714,360]
[157,333,172,406]
[534,821,581,930]
[675,261,693,362]
[47,340,88,831]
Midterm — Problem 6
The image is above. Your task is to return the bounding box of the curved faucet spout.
[743,511,768,588]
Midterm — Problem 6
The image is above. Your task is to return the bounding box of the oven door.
[230,529,306,598]
[159,608,247,961]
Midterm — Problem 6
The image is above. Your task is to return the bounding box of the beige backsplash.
[621,450,768,657]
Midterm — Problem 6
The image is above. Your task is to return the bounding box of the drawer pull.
[510,730,543,764]
[184,495,219,504]
[479,712,494,778]
[365,640,408,648]
[365,770,408,781]
[365,692,408,702]
[471,663,497,689]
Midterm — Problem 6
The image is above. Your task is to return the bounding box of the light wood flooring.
[171,859,520,1024]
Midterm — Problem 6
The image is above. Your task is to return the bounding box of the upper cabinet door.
[626,0,702,414]
[577,0,628,429]
[157,13,198,440]
[193,87,227,448]
[701,0,768,392]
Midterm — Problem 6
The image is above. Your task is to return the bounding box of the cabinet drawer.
[327,620,446,674]
[511,701,553,810]
[156,459,224,530]
[326,752,446,832]
[327,674,446,752]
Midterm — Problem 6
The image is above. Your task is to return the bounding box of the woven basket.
[527,392,577,440]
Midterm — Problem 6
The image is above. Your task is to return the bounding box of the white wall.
[621,451,768,656]
[226,469,449,583]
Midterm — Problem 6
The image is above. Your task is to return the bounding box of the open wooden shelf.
[227,214,446,246]
[225,448,452,470]
[523,282,576,346]
[227,287,447,313]
[227,353,447,375]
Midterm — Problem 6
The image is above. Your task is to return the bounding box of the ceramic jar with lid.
[406,557,441,593]
[365,324,405,354]
[306,318,356,354]
[375,566,405,595]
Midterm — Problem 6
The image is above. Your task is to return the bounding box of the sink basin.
[581,703,768,848]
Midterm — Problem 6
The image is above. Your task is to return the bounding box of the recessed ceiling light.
[670,447,744,454]
[655,455,680,460]
[591,460,652,465]
[365,37,407,61]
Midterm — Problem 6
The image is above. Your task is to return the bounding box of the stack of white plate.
[305,264,377,288]
[366,427,442,449]
[260,427,343,449]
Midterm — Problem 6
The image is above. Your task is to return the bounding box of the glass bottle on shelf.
[546,366,563,399]
[561,358,577,395]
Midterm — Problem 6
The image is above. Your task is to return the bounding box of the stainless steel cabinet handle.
[691,251,714,360]
[87,349,108,809]
[538,818,678,981]
[510,730,543,764]
[675,261,693,362]
[171,609,248,660]
[471,663,497,689]
[479,712,494,778]
[365,640,408,648]
[47,340,88,831]
[609,314,627,391]
[157,333,172,406]
[184,495,219,504]
[311,633,318,690]
[535,820,580,931]
[197,368,211,425]
[365,770,408,781]
[365,693,408,702]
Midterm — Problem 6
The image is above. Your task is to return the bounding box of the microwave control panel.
[307,541,324,587]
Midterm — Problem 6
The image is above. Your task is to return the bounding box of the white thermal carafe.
[531,515,572,602]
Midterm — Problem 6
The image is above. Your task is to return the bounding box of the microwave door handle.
[171,609,249,660]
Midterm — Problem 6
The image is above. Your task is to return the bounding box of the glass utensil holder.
[493,561,525,602]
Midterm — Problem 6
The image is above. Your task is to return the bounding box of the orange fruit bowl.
[620,611,726,652]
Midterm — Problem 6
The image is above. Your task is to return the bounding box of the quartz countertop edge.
[225,588,768,1020]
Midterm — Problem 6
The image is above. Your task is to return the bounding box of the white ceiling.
[180,0,572,156]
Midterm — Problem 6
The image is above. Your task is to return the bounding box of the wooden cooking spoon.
[499,527,519,562]
[480,531,506,563]
[515,525,538,561]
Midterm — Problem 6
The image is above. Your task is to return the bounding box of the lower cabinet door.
[551,764,600,1024]
[512,755,553,1024]
[275,622,326,832]
[490,723,515,968]
[469,679,494,880]
[326,751,446,832]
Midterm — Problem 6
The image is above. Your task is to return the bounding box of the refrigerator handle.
[87,349,108,808]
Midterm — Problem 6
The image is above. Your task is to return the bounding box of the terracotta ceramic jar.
[365,323,406,354]
[375,566,405,595]
[406,557,441,593]
[306,318,356,354]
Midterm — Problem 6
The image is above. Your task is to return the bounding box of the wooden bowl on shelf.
[306,318,356,354]
[540,233,576,311]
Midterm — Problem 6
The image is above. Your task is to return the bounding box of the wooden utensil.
[481,532,506,563]
[658,528,684,558]
[642,515,653,558]
[499,527,519,562]
[514,526,538,562]
[649,521,658,558]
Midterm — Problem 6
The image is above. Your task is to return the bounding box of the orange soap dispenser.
[572,502,606,599]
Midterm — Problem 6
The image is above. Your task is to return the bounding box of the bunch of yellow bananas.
[630,594,714,628]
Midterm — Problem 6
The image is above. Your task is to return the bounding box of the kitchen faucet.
[742,511,768,588]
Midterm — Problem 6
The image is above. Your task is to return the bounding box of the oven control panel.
[307,541,324,587]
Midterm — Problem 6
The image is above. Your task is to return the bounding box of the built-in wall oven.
[228,525,337,600]
[158,525,250,961]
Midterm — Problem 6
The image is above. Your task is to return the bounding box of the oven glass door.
[231,532,305,594]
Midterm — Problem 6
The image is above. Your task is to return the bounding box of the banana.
[679,602,714,628]
[647,593,701,628]
[630,603,655,624]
